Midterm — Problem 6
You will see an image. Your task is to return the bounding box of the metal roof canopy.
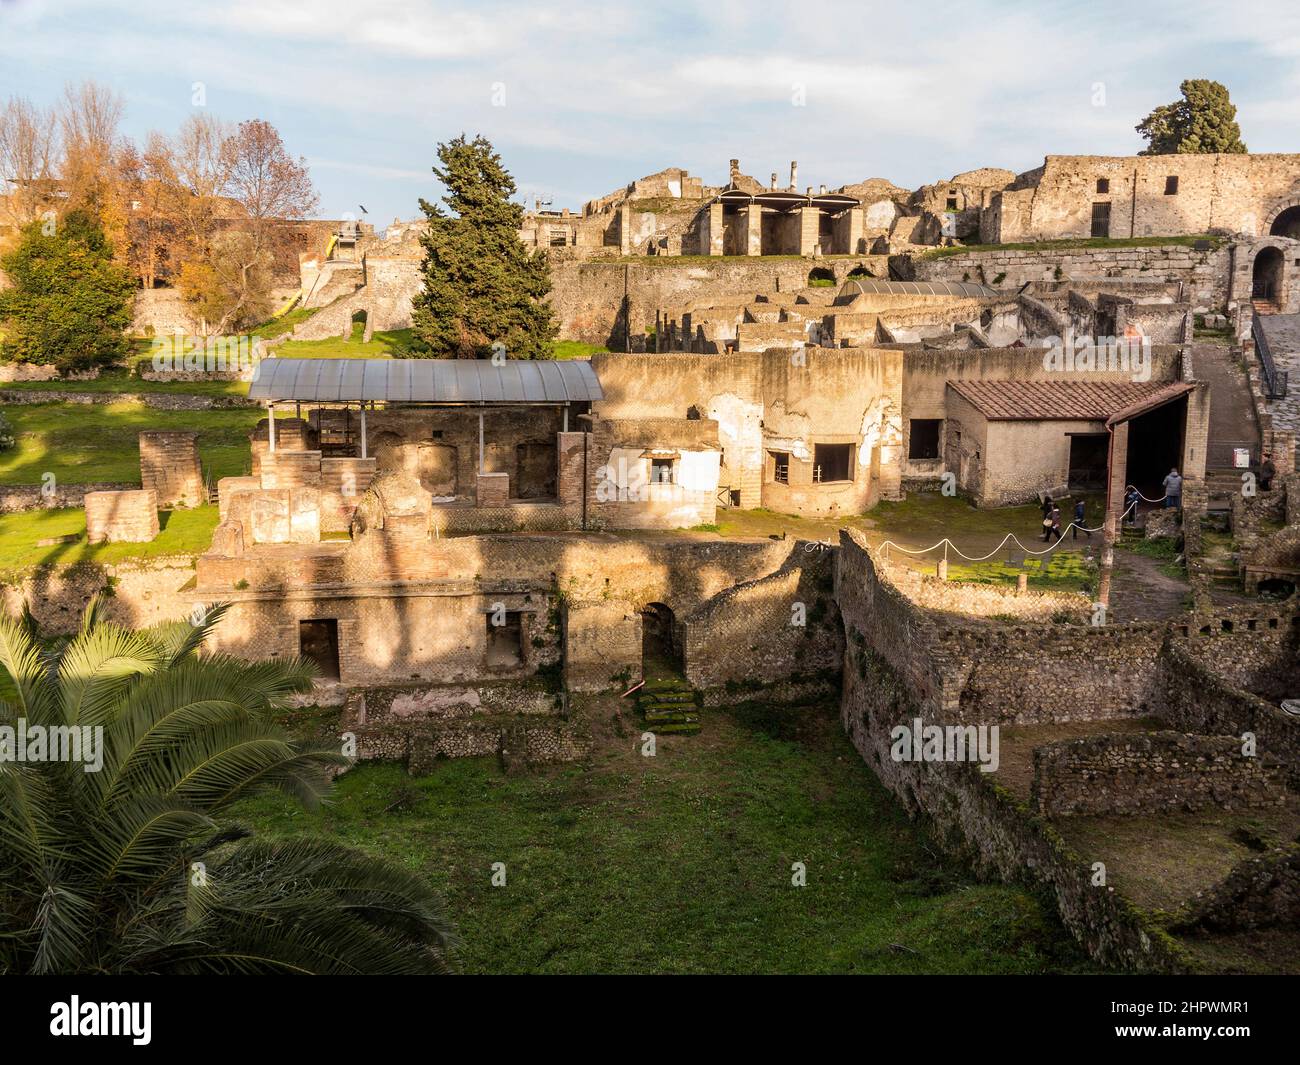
[248,358,604,405]
[837,278,1000,300]
[714,189,861,213]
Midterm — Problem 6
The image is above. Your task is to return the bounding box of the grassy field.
[0,401,263,485]
[919,234,1224,260]
[236,701,1098,974]
[0,504,219,574]
[271,323,417,359]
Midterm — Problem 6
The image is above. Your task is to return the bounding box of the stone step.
[646,721,702,735]
[644,709,700,725]
[639,691,696,706]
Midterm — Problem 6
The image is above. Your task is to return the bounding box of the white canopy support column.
[359,403,368,459]
[267,402,276,453]
[562,404,569,433]
[478,410,485,473]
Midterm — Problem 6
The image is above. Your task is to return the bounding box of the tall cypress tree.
[410,135,557,359]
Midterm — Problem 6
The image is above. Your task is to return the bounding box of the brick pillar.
[139,430,205,508]
[740,205,762,255]
[798,207,819,256]
[706,202,724,256]
[1098,423,1128,609]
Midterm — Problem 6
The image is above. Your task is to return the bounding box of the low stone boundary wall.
[0,388,258,410]
[0,482,134,514]
[1031,731,1286,816]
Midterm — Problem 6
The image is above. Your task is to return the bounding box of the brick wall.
[139,430,205,508]
[84,489,159,544]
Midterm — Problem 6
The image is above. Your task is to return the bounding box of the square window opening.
[1096,178,1110,194]
[1164,175,1179,195]
[650,457,675,484]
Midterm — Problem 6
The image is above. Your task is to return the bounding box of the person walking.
[1260,453,1276,492]
[1046,504,1063,543]
[1162,467,1182,509]
[1072,499,1090,541]
[1123,486,1140,526]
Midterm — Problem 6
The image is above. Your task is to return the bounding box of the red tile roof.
[946,380,1187,421]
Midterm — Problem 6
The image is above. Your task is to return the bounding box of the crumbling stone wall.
[1173,846,1300,933]
[681,544,840,689]
[1031,731,1285,816]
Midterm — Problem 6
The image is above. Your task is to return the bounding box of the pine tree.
[1136,79,1247,155]
[0,209,134,371]
[410,135,557,359]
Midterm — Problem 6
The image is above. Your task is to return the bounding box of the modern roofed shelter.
[248,357,604,462]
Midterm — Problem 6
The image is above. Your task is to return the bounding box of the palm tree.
[0,600,454,974]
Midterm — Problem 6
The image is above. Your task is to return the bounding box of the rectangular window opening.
[1164,175,1179,195]
[770,451,790,485]
[908,419,942,461]
[1096,178,1110,194]
[813,443,853,483]
[299,619,340,680]
[486,610,524,668]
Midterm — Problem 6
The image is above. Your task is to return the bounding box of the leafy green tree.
[0,601,455,974]
[0,210,134,372]
[410,134,557,359]
[1136,79,1247,155]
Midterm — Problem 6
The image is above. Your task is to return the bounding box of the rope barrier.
[875,486,1172,565]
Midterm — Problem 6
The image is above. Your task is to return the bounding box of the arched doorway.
[641,602,681,679]
[1253,247,1284,304]
[1269,205,1300,239]
[807,266,836,288]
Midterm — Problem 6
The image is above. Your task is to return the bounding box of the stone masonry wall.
[907,244,1229,312]
[1031,731,1286,816]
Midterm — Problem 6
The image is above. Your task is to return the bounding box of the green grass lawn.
[236,701,1097,974]
[0,401,262,485]
[271,323,416,359]
[1,367,250,398]
[919,234,1224,260]
[0,504,219,575]
[553,339,609,359]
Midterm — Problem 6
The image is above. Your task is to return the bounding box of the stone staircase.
[1252,298,1280,317]
[637,678,702,735]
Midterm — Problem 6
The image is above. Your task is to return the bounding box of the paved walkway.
[1256,314,1300,435]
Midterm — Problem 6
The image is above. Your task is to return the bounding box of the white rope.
[876,499,1150,563]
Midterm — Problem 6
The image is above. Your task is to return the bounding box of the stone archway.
[1253,246,1284,303]
[1265,202,1300,239]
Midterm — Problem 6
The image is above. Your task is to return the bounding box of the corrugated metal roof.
[838,278,999,300]
[947,380,1186,421]
[248,358,604,404]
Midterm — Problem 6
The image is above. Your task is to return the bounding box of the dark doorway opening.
[641,602,680,679]
[808,266,836,287]
[1253,247,1284,301]
[1090,201,1111,238]
[486,610,524,667]
[813,442,853,483]
[1124,396,1186,499]
[514,441,557,499]
[299,619,340,680]
[1269,205,1300,239]
[908,419,942,460]
[1068,434,1109,490]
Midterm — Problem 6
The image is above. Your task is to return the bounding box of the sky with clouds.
[2,0,1298,224]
